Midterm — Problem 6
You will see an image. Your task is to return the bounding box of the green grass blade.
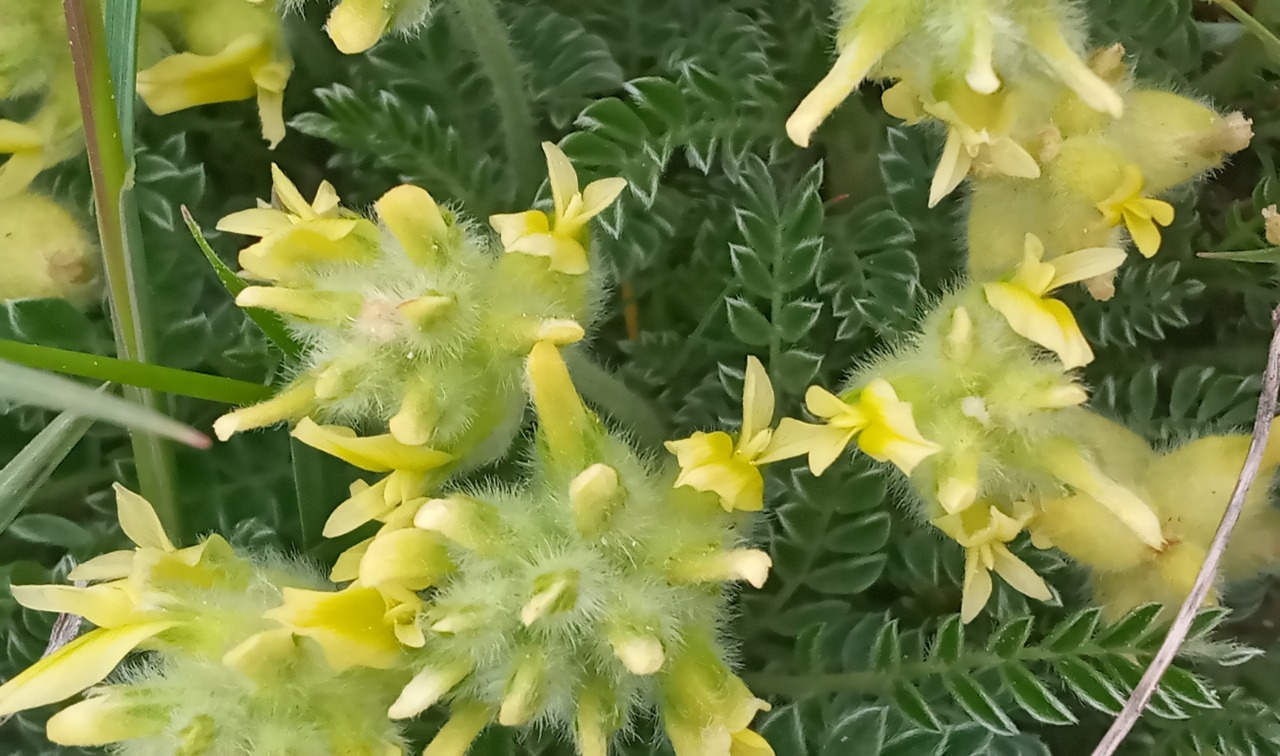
[64,0,177,531]
[0,410,95,535]
[0,363,210,448]
[181,206,305,359]
[1198,247,1280,263]
[0,340,273,405]
[103,0,139,155]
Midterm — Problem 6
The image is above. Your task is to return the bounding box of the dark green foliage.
[3,0,1280,754]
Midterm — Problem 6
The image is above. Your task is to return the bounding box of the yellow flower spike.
[213,381,317,441]
[666,356,801,512]
[770,379,938,477]
[290,418,455,472]
[264,586,402,670]
[387,661,474,719]
[1096,166,1175,257]
[489,142,627,275]
[785,3,919,147]
[983,235,1126,369]
[45,690,163,746]
[422,701,492,756]
[327,0,393,54]
[358,527,453,592]
[0,621,179,716]
[376,184,450,266]
[934,505,1052,623]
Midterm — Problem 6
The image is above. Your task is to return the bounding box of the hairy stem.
[448,0,539,194]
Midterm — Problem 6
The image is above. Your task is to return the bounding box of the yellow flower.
[934,504,1052,623]
[0,76,83,199]
[489,142,627,275]
[137,23,292,148]
[215,164,378,282]
[664,356,799,512]
[768,379,939,477]
[264,585,403,670]
[983,235,1126,369]
[921,85,1041,207]
[1096,165,1175,257]
[0,485,242,717]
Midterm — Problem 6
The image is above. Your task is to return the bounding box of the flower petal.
[990,546,1053,601]
[542,142,579,223]
[0,622,177,716]
[1125,213,1164,258]
[67,550,135,583]
[1047,247,1127,290]
[489,211,549,248]
[136,36,263,115]
[291,418,454,472]
[216,207,293,237]
[46,690,163,746]
[804,385,855,422]
[264,587,401,670]
[578,177,628,220]
[929,128,974,208]
[960,551,993,623]
[984,282,1094,369]
[9,584,145,628]
[113,483,174,551]
[739,356,774,446]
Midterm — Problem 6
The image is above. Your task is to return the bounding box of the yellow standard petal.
[984,281,1093,369]
[113,483,175,551]
[264,587,401,670]
[739,356,774,446]
[0,622,178,716]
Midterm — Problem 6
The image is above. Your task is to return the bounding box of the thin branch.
[1091,304,1280,756]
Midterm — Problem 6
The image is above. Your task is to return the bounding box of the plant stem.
[0,340,273,405]
[564,350,670,448]
[64,0,179,533]
[1213,0,1280,64]
[448,0,539,193]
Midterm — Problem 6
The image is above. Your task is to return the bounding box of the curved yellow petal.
[804,385,855,422]
[0,622,177,716]
[730,729,775,756]
[113,483,174,552]
[489,210,550,248]
[786,40,887,148]
[960,551,993,623]
[739,356,774,445]
[666,431,735,474]
[928,128,974,208]
[984,282,1093,369]
[9,584,146,628]
[1125,212,1164,258]
[323,479,394,538]
[1047,246,1127,290]
[216,207,293,237]
[291,418,453,472]
[376,184,449,266]
[542,142,580,223]
[136,36,263,115]
[67,550,135,583]
[755,418,821,465]
[990,546,1053,601]
[359,527,453,591]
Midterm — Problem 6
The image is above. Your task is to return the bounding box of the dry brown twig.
[1091,304,1280,756]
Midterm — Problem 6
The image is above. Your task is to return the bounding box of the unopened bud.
[609,631,665,675]
[521,570,580,626]
[388,661,472,720]
[669,549,772,589]
[570,463,623,534]
[1264,205,1280,246]
[414,496,501,554]
[499,651,546,725]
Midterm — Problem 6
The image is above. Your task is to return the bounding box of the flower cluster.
[271,342,777,756]
[0,485,406,754]
[214,142,624,475]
